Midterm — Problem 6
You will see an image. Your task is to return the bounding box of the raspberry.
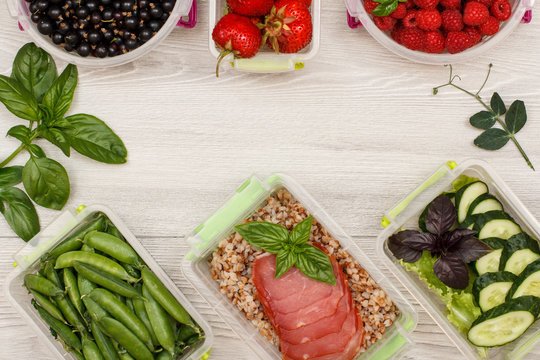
[464,26,483,46]
[403,10,418,27]
[476,0,492,7]
[413,0,439,9]
[424,30,445,53]
[463,2,489,26]
[479,16,500,35]
[374,15,397,30]
[441,9,464,31]
[491,0,512,21]
[391,23,405,43]
[440,0,461,9]
[445,31,471,53]
[417,9,442,31]
[404,0,415,8]
[364,0,380,14]
[400,27,426,50]
[391,3,407,19]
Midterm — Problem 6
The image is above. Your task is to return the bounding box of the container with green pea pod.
[5,205,213,360]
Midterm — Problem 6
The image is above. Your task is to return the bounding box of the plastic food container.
[344,0,535,64]
[6,0,198,67]
[183,174,418,359]
[4,205,213,360]
[208,0,321,73]
[378,159,540,359]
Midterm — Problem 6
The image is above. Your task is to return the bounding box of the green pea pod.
[97,317,153,360]
[91,319,120,360]
[24,274,63,297]
[84,231,141,266]
[141,268,193,326]
[55,293,87,333]
[33,299,82,351]
[82,244,95,252]
[56,251,138,282]
[89,288,153,351]
[82,296,109,322]
[122,263,141,279]
[64,268,84,317]
[131,289,159,347]
[44,261,63,287]
[142,284,176,357]
[73,262,141,298]
[30,289,66,323]
[72,350,85,360]
[156,351,172,360]
[78,274,98,297]
[83,334,105,360]
[105,220,125,241]
[177,323,201,345]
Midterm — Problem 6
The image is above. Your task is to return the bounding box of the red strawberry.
[213,13,262,76]
[227,0,274,16]
[417,9,442,31]
[424,30,445,53]
[391,3,407,19]
[374,15,397,30]
[441,9,464,31]
[440,0,461,9]
[299,0,312,6]
[400,27,426,50]
[463,26,482,46]
[364,0,380,14]
[264,0,313,54]
[491,0,512,21]
[402,10,418,27]
[463,2,489,26]
[445,31,471,53]
[479,16,500,35]
[413,0,439,10]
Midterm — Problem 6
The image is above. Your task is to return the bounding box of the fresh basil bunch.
[235,216,337,285]
[0,43,127,241]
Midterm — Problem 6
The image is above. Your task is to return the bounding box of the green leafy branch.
[0,43,127,241]
[433,64,534,171]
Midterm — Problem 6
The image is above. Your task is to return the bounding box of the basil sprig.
[0,43,127,241]
[235,216,337,285]
[372,0,407,17]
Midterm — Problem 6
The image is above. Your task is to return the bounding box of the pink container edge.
[177,0,198,28]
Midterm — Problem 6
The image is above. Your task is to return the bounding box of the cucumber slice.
[467,296,540,347]
[468,194,503,217]
[476,249,503,275]
[499,233,540,276]
[455,181,489,224]
[473,211,521,240]
[508,259,540,299]
[472,272,517,312]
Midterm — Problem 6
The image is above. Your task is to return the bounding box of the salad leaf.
[433,255,469,290]
[452,175,479,192]
[424,193,456,235]
[447,292,482,334]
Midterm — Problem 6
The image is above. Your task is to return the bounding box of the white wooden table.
[1,1,540,359]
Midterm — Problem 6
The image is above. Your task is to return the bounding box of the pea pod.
[141,267,193,326]
[89,288,153,350]
[122,263,140,279]
[64,268,84,317]
[24,274,63,297]
[78,274,98,297]
[156,351,172,360]
[43,216,104,260]
[44,261,63,287]
[97,317,153,360]
[105,220,125,241]
[30,289,66,323]
[131,290,159,347]
[33,299,82,351]
[56,251,138,282]
[142,284,176,357]
[82,244,95,252]
[82,296,109,322]
[55,293,87,333]
[91,320,120,360]
[82,334,105,360]
[73,262,141,298]
[84,231,141,266]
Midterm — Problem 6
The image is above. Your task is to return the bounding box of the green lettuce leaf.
[452,175,480,192]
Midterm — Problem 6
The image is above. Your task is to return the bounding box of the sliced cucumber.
[473,211,521,240]
[455,181,489,224]
[499,233,540,276]
[476,249,503,275]
[467,296,540,347]
[508,259,540,299]
[472,272,517,312]
[468,193,503,217]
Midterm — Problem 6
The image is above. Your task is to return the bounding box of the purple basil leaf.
[388,230,423,263]
[425,194,456,236]
[444,228,477,251]
[448,236,491,263]
[403,232,437,251]
[433,255,469,289]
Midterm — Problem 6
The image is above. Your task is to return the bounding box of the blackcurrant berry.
[147,19,161,32]
[65,31,81,46]
[94,44,108,58]
[75,6,90,19]
[139,27,153,41]
[37,18,53,35]
[150,7,163,19]
[77,42,92,56]
[125,37,138,50]
[47,6,62,20]
[52,32,65,44]
[87,30,103,44]
[162,0,174,12]
[124,16,138,31]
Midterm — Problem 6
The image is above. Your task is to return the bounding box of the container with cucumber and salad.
[377,159,540,360]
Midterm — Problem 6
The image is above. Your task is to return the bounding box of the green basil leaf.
[505,100,526,134]
[469,111,496,130]
[22,157,70,210]
[0,75,40,121]
[40,128,71,157]
[28,144,46,158]
[295,245,336,285]
[490,92,506,116]
[275,249,297,279]
[289,216,313,245]
[235,221,288,254]
[0,166,23,187]
[61,114,127,164]
[372,0,399,16]
[12,43,57,102]
[0,186,40,241]
[42,64,77,120]
[474,128,510,150]
[7,125,31,143]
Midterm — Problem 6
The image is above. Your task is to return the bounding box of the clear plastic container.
[183,174,418,359]
[378,159,540,359]
[6,0,197,67]
[4,205,213,360]
[208,0,320,73]
[344,0,536,64]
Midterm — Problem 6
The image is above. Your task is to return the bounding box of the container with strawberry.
[211,0,314,75]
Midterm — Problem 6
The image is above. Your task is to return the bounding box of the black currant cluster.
[27,0,177,58]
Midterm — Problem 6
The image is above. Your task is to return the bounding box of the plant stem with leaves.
[433,64,534,171]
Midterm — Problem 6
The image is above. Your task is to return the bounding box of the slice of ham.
[252,245,364,360]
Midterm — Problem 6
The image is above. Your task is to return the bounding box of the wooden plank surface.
[1,0,540,358]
